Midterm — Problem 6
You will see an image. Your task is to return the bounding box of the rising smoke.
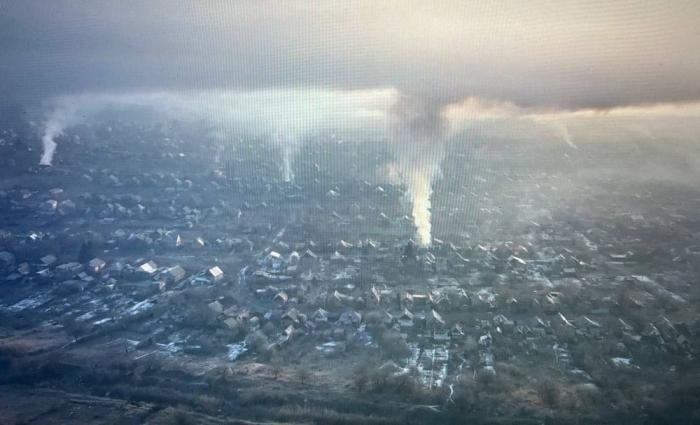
[389,94,451,247]
[277,134,295,182]
[36,89,700,248]
[37,89,394,171]
[39,101,79,165]
[38,92,196,166]
[36,88,453,246]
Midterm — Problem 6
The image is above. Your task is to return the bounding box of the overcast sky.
[2,0,700,111]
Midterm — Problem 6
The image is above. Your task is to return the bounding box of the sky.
[2,0,700,112]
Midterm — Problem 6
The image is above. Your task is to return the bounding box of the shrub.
[246,331,270,357]
[378,331,410,359]
[269,350,283,378]
[183,303,218,329]
[537,378,560,408]
[296,366,312,386]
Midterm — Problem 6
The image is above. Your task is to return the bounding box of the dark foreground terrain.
[1,121,700,424]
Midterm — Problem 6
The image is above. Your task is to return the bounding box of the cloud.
[2,1,700,112]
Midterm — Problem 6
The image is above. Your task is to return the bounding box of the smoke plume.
[274,132,297,182]
[35,89,700,248]
[40,102,79,165]
[390,95,450,247]
[37,88,454,245]
[36,89,394,168]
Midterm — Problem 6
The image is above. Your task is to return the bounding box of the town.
[1,118,699,425]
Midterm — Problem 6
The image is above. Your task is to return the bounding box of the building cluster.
[1,120,699,414]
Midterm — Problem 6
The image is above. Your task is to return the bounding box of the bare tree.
[297,366,312,386]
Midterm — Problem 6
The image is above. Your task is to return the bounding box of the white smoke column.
[402,147,444,247]
[38,93,179,166]
[37,88,395,167]
[40,102,79,165]
[390,95,449,247]
[274,131,296,182]
[554,121,578,150]
[264,88,394,183]
[39,121,59,165]
[282,143,294,182]
[36,91,246,166]
[528,116,578,150]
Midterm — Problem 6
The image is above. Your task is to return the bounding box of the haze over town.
[1,2,700,424]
